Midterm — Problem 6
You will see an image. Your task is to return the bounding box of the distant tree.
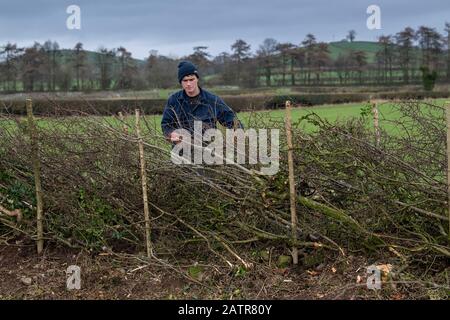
[347,30,356,43]
[211,51,229,74]
[445,22,450,80]
[72,42,86,90]
[351,50,368,84]
[96,47,115,90]
[395,27,416,84]
[145,51,177,89]
[334,53,350,84]
[292,47,306,85]
[416,26,443,71]
[58,62,72,92]
[240,58,259,88]
[301,34,317,84]
[214,52,235,85]
[311,42,331,84]
[21,43,45,92]
[0,42,23,92]
[276,42,295,86]
[188,46,211,72]
[43,40,61,91]
[288,46,303,86]
[83,60,97,91]
[116,46,138,89]
[420,66,438,91]
[256,38,278,86]
[145,50,158,88]
[231,39,251,64]
[376,35,394,83]
[231,39,252,84]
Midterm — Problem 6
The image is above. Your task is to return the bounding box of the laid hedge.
[1,91,449,116]
[377,91,450,100]
[0,99,168,116]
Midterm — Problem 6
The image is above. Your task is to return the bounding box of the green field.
[2,99,447,138]
[135,99,448,135]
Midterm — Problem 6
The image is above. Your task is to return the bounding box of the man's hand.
[169,131,182,144]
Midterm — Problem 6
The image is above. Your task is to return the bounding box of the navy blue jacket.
[161,88,242,137]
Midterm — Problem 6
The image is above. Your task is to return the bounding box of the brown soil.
[0,242,427,300]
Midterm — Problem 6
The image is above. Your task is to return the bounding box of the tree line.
[1,23,449,93]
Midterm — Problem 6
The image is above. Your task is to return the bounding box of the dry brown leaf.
[376,264,393,282]
[356,275,362,283]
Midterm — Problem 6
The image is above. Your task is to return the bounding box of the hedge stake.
[26,99,44,255]
[284,100,298,265]
[135,109,152,258]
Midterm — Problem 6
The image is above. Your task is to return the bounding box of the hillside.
[57,49,146,68]
[328,40,382,63]
[56,41,385,66]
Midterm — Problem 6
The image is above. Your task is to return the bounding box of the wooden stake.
[372,102,380,147]
[26,99,44,255]
[135,109,152,258]
[446,102,450,242]
[284,100,298,265]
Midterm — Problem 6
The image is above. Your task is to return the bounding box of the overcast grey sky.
[0,0,449,59]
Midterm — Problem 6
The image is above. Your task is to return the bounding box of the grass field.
[1,99,447,138]
[136,99,448,135]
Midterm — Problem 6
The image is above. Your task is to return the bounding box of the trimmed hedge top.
[1,91,449,116]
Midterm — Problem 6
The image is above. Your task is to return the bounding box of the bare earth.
[0,242,419,300]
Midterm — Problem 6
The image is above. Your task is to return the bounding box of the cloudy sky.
[0,0,449,59]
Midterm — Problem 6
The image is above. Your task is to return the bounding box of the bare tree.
[188,46,211,72]
[21,43,45,92]
[43,40,61,91]
[96,47,115,90]
[58,61,72,91]
[347,30,356,42]
[240,57,259,88]
[276,42,295,86]
[0,43,23,92]
[214,52,235,85]
[311,42,331,84]
[72,42,86,90]
[395,27,417,84]
[287,46,303,86]
[351,50,368,84]
[231,39,252,84]
[334,53,350,85]
[145,52,178,89]
[256,38,278,87]
[116,46,138,89]
[301,34,317,85]
[376,35,394,83]
[416,26,443,71]
[445,22,450,80]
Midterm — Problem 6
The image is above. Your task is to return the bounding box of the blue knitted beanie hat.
[178,61,199,83]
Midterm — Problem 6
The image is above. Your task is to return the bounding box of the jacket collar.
[178,87,208,104]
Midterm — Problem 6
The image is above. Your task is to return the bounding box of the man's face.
[181,75,199,96]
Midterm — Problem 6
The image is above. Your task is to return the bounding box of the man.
[161,61,243,145]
